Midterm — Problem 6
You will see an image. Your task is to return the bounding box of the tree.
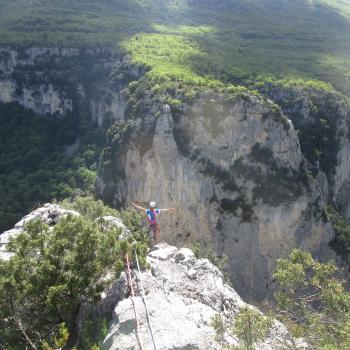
[274,249,350,350]
[211,307,272,350]
[0,199,149,349]
[231,307,272,350]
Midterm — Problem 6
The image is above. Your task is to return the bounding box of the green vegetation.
[61,196,118,220]
[122,31,218,85]
[0,102,104,233]
[0,197,149,349]
[274,249,350,350]
[212,249,350,349]
[42,323,70,350]
[0,1,350,94]
[78,315,110,350]
[211,307,272,350]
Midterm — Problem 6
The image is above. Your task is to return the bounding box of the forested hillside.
[0,0,349,93]
[0,103,102,231]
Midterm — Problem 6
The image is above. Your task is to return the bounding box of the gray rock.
[100,216,131,239]
[0,203,79,260]
[103,243,307,350]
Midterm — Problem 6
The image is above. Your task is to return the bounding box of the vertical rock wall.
[97,89,335,301]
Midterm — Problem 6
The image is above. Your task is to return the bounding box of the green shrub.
[274,249,350,349]
[0,198,148,349]
[211,307,272,350]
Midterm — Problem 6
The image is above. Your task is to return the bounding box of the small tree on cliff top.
[211,307,272,350]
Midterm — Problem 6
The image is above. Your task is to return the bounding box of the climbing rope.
[135,249,158,350]
[125,253,145,350]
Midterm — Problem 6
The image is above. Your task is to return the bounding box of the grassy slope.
[0,0,349,93]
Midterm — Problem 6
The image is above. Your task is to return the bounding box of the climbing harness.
[135,249,158,350]
[125,253,145,350]
[125,251,158,350]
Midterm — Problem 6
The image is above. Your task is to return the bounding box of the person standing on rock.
[132,201,176,247]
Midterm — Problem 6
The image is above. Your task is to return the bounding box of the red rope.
[125,253,145,350]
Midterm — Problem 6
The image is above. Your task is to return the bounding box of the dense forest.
[0,102,104,232]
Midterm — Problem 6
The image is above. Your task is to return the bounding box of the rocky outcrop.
[100,216,131,239]
[0,208,306,349]
[103,243,307,350]
[0,203,79,260]
[98,85,335,301]
[0,204,133,261]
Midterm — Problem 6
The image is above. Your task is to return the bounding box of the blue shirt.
[146,208,161,225]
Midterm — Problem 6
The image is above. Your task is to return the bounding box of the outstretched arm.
[161,207,176,213]
[132,202,146,212]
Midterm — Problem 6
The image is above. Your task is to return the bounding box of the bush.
[274,249,350,349]
[0,198,148,349]
[211,307,272,350]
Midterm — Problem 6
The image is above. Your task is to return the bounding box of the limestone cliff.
[97,81,335,301]
[260,85,350,222]
[0,47,127,121]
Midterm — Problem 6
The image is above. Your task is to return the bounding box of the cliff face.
[97,82,335,301]
[0,47,126,121]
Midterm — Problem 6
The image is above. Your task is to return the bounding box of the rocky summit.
[102,243,306,350]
